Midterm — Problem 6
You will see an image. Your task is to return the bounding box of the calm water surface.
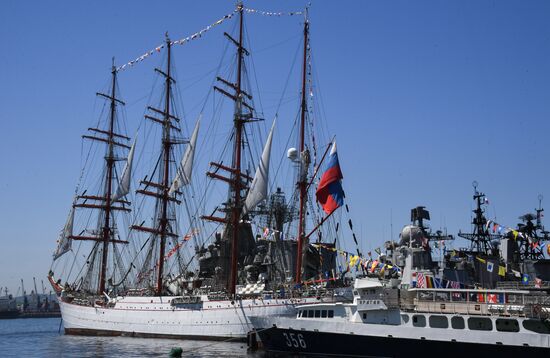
[0,318,266,357]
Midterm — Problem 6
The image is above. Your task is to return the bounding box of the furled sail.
[53,206,75,260]
[112,138,136,201]
[169,116,200,195]
[243,119,276,214]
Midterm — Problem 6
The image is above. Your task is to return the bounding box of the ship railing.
[497,280,550,290]
[407,287,537,317]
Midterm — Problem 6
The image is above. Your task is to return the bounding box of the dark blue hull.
[256,327,549,357]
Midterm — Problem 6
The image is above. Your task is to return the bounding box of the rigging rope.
[116,11,237,72]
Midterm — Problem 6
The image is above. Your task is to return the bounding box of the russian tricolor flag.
[316,141,344,214]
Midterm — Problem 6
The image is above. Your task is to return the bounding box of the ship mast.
[295,14,309,284]
[70,62,131,296]
[132,35,181,296]
[458,181,498,256]
[227,3,245,297]
[99,64,117,295]
[156,36,173,296]
[203,2,254,296]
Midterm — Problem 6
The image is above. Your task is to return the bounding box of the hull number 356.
[282,332,307,348]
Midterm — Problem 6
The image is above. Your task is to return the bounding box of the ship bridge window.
[307,310,314,318]
[522,319,550,334]
[328,310,334,318]
[496,318,519,332]
[321,310,327,318]
[468,317,492,331]
[451,316,465,329]
[315,310,321,318]
[412,315,426,327]
[429,315,448,329]
[401,314,409,324]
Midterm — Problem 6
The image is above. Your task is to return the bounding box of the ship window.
[451,316,465,329]
[468,317,492,331]
[328,310,334,318]
[401,314,409,324]
[298,311,302,317]
[496,318,519,332]
[321,310,327,318]
[363,313,367,319]
[315,310,321,318]
[522,319,550,334]
[308,310,314,318]
[412,315,426,327]
[429,315,448,329]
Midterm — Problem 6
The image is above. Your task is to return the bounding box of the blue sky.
[1,0,549,295]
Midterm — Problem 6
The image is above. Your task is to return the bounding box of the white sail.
[53,206,75,260]
[112,138,136,201]
[243,119,276,214]
[169,116,201,195]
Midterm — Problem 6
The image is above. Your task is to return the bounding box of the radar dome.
[399,225,424,247]
[287,148,298,161]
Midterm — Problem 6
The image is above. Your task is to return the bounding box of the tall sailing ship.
[48,4,352,340]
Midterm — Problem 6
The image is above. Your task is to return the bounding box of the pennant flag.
[522,274,529,285]
[486,262,494,273]
[370,260,379,273]
[535,277,542,288]
[476,256,486,264]
[316,141,344,214]
[498,265,506,277]
[487,294,497,303]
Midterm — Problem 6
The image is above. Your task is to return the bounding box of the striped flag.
[417,272,426,288]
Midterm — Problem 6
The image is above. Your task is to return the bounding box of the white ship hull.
[60,295,322,341]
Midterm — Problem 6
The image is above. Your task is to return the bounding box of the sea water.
[0,318,265,357]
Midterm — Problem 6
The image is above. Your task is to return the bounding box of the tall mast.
[203,2,253,296]
[132,35,181,296]
[70,61,131,295]
[157,35,173,296]
[228,3,245,297]
[99,63,118,295]
[295,15,309,284]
